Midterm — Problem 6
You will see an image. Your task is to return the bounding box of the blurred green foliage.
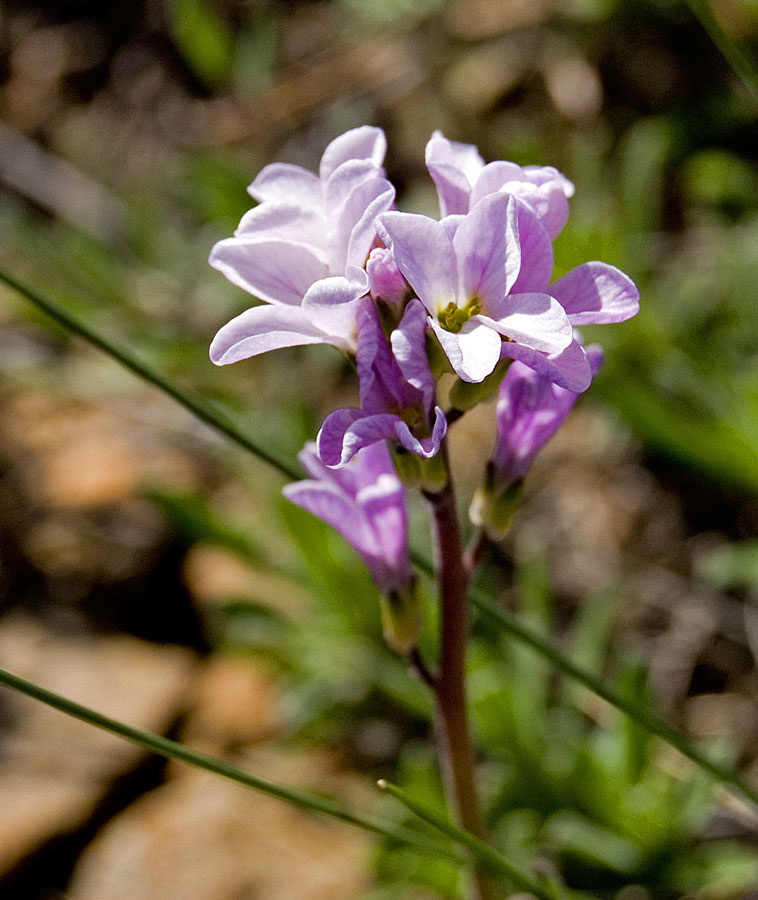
[1,0,758,897]
[149,481,758,897]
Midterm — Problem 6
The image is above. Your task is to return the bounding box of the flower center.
[399,401,427,433]
[437,297,481,333]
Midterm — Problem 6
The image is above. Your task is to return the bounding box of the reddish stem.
[423,443,495,900]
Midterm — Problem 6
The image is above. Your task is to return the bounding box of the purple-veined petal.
[470,163,572,238]
[508,200,553,294]
[355,472,409,583]
[234,203,326,250]
[355,297,406,414]
[550,262,640,325]
[209,305,334,365]
[343,177,396,271]
[248,163,322,208]
[394,409,446,458]
[390,299,436,408]
[523,164,575,196]
[283,479,376,557]
[512,180,570,239]
[452,193,515,308]
[285,440,410,594]
[319,126,387,181]
[317,407,365,466]
[325,161,394,270]
[377,212,458,313]
[209,237,329,306]
[319,411,407,466]
[429,318,502,383]
[325,159,386,218]
[319,410,444,467]
[469,160,525,205]
[301,272,369,348]
[492,341,602,483]
[425,131,484,216]
[483,292,572,354]
[494,365,576,481]
[297,442,357,492]
[440,214,465,242]
[499,338,592,392]
[350,440,398,490]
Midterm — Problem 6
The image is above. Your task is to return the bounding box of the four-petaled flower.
[378,193,578,386]
[210,126,394,364]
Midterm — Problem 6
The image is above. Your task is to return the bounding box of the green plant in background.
[1,1,758,898]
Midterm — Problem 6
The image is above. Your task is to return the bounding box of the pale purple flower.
[425,130,574,238]
[377,192,577,386]
[470,345,604,536]
[283,441,412,596]
[318,297,447,466]
[209,127,394,364]
[492,344,604,486]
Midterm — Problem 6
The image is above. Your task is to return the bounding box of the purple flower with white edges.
[470,345,604,537]
[209,127,394,364]
[426,131,574,238]
[421,131,639,389]
[378,192,577,386]
[283,441,412,596]
[318,297,447,466]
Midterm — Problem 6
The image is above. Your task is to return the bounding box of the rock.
[180,654,282,752]
[68,746,372,900]
[0,614,197,875]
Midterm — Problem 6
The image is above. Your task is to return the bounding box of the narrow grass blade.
[684,0,758,97]
[3,265,757,811]
[0,666,462,861]
[377,780,557,900]
[469,588,758,810]
[0,264,300,481]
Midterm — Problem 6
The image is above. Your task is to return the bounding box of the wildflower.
[470,345,604,537]
[378,193,577,386]
[209,127,394,364]
[284,441,420,651]
[318,297,447,466]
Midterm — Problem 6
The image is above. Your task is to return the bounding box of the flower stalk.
[423,439,495,900]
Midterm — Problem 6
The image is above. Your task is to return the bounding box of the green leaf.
[694,538,758,589]
[168,0,236,87]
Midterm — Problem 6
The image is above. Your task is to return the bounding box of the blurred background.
[1,1,757,898]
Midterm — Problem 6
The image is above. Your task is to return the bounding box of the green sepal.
[392,446,448,493]
[425,330,454,379]
[380,579,422,654]
[469,479,524,540]
[448,359,510,413]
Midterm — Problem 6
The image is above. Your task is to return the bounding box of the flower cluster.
[209,127,639,647]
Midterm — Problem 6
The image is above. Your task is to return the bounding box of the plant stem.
[424,442,494,900]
